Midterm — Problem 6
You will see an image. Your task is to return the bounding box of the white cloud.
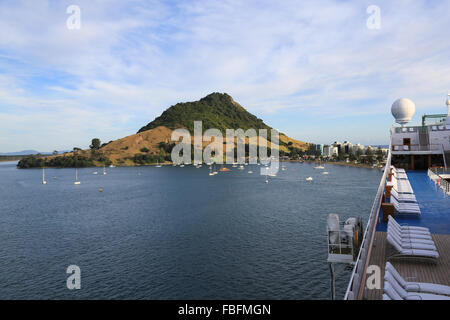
[0,0,450,150]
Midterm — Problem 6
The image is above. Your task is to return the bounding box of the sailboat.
[42,167,47,185]
[103,165,107,175]
[209,165,215,176]
[156,160,162,168]
[265,175,269,184]
[314,159,325,169]
[74,168,81,185]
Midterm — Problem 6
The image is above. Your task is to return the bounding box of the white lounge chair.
[387,216,429,233]
[387,227,436,250]
[384,276,450,300]
[391,176,413,193]
[386,234,439,261]
[387,220,432,240]
[387,224,434,244]
[390,166,405,173]
[386,262,450,296]
[387,232,436,251]
[390,196,421,216]
[390,188,417,203]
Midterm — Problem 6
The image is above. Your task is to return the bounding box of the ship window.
[403,138,411,146]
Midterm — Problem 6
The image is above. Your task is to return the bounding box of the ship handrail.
[428,167,450,196]
[344,146,391,300]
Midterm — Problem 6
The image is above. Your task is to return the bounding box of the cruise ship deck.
[343,96,450,300]
[366,171,450,300]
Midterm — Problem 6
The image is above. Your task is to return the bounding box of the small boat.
[109,165,116,168]
[219,166,231,172]
[268,174,276,177]
[238,165,244,170]
[322,172,329,175]
[232,162,238,168]
[314,160,325,169]
[306,177,313,181]
[179,164,185,168]
[42,167,47,185]
[248,170,253,174]
[281,165,287,171]
[209,166,215,176]
[93,171,98,175]
[156,160,162,168]
[265,175,269,184]
[74,168,81,185]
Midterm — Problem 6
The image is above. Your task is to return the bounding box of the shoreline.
[284,159,382,170]
[15,160,383,170]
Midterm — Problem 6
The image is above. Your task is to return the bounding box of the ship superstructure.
[342,95,450,300]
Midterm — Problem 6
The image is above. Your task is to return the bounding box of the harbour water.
[0,161,381,299]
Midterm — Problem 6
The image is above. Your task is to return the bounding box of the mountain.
[0,150,70,156]
[138,92,271,134]
[18,93,309,168]
[0,150,41,156]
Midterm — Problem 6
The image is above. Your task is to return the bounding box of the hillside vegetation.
[18,93,309,168]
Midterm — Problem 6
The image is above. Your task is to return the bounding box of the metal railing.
[428,167,450,196]
[391,144,443,152]
[343,148,391,300]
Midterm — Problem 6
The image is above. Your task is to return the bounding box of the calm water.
[0,161,381,299]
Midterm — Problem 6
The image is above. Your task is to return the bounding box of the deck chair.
[387,216,430,233]
[387,228,436,250]
[390,196,421,216]
[386,234,439,261]
[391,176,413,194]
[386,262,450,296]
[390,188,417,203]
[384,276,450,300]
[387,230,436,251]
[387,221,432,240]
[387,223,434,243]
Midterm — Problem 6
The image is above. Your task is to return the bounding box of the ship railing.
[344,148,391,300]
[391,144,442,152]
[428,167,450,196]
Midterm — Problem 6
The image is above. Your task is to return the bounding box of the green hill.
[138,92,272,135]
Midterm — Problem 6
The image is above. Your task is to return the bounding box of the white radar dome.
[391,98,415,126]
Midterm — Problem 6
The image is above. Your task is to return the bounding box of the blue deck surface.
[377,171,450,235]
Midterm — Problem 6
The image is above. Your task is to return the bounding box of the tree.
[356,148,363,162]
[376,147,384,162]
[365,147,374,164]
[90,138,101,150]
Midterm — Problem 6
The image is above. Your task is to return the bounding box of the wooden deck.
[364,232,450,300]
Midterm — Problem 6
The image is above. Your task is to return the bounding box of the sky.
[0,0,449,152]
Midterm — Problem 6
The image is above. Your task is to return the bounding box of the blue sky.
[0,0,449,152]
